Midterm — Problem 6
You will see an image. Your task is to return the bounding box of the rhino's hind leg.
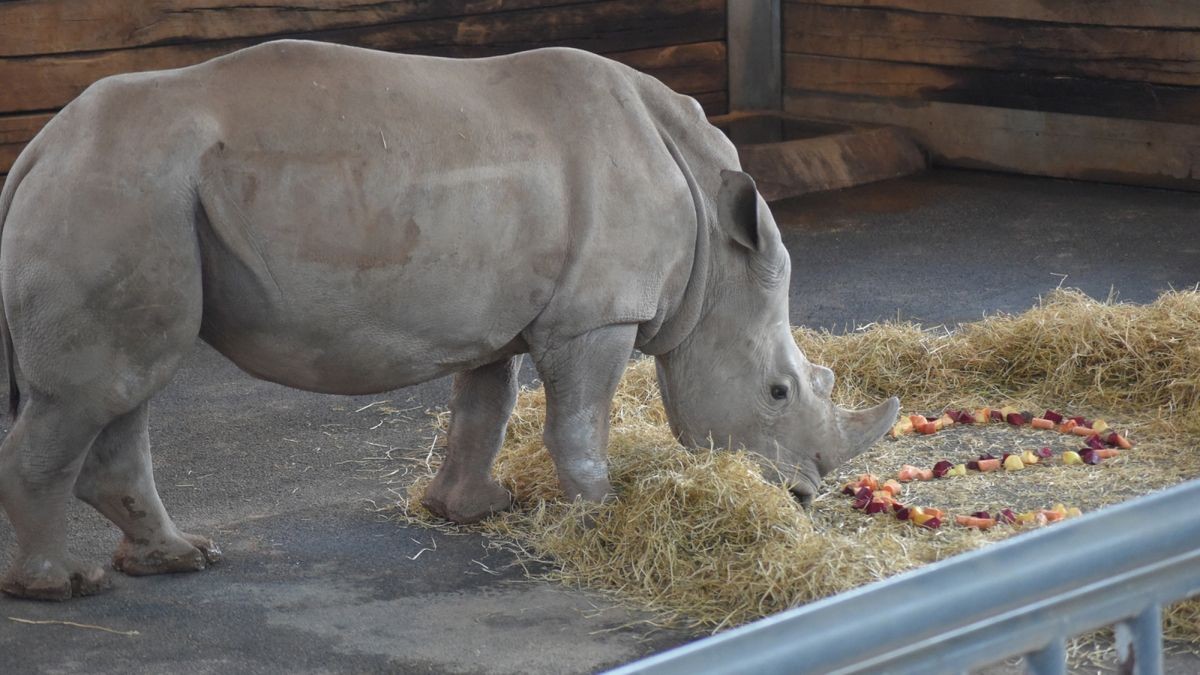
[73,404,221,576]
[422,356,521,524]
[532,324,637,503]
[0,400,111,600]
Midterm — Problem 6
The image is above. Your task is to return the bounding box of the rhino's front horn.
[830,396,901,471]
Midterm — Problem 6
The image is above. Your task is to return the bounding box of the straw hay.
[385,289,1200,646]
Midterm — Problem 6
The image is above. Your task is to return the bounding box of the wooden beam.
[784,91,1200,191]
[785,0,1200,30]
[784,3,1200,87]
[0,0,724,114]
[728,0,781,111]
[785,53,1200,125]
[0,1,585,57]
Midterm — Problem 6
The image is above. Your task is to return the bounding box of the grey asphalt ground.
[1,169,1198,674]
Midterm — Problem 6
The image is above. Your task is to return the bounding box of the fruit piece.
[989,409,1004,422]
[890,418,914,438]
[915,468,935,481]
[932,460,954,478]
[1065,507,1083,518]
[923,507,946,519]
[975,407,991,423]
[948,463,967,477]
[971,511,991,519]
[919,421,938,435]
[1108,432,1133,450]
[866,499,890,514]
[1059,419,1078,434]
[1043,410,1064,424]
[841,481,857,495]
[1031,417,1055,430]
[1062,450,1083,465]
[966,460,980,471]
[1072,425,1097,438]
[909,509,934,526]
[1091,419,1109,433]
[897,465,922,482]
[1003,455,1025,471]
[955,515,997,529]
[1041,508,1066,523]
[921,517,942,530]
[858,474,880,491]
[881,479,903,496]
[1096,448,1120,459]
[1036,447,1053,459]
[1080,449,1103,465]
[852,495,871,509]
[977,458,1002,472]
[855,486,874,500]
[954,410,975,425]
[1070,416,1090,428]
[1020,450,1040,465]
[892,501,906,512]
[1005,412,1026,426]
[997,509,1017,524]
[895,506,911,521]
[909,414,929,428]
[1085,434,1105,450]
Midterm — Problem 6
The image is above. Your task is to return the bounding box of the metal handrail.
[607,478,1200,675]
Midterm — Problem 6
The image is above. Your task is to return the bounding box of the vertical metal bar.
[727,0,781,112]
[1024,636,1067,675]
[1116,604,1163,675]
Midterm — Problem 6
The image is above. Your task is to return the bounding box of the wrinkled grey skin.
[0,41,897,601]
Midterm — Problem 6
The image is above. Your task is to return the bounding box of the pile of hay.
[387,289,1200,643]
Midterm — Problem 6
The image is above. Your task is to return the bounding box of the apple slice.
[932,460,954,478]
[1062,450,1083,465]
[1003,455,1025,471]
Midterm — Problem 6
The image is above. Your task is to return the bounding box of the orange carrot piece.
[1041,509,1065,523]
[923,507,946,519]
[909,415,929,428]
[977,458,1002,472]
[1114,433,1133,450]
[1059,420,1078,434]
[881,479,903,496]
[1030,417,1055,430]
[1071,425,1096,437]
[896,466,920,482]
[916,469,935,481]
[919,421,938,435]
[1096,448,1121,459]
[955,515,996,529]
[857,474,880,491]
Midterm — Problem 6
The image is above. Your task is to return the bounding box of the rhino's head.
[654,169,899,505]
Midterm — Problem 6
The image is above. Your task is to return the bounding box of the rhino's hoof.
[112,533,221,576]
[1,557,111,601]
[422,480,512,524]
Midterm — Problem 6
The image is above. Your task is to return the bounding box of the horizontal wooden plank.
[0,112,54,176]
[0,0,586,58]
[784,91,1200,191]
[784,3,1200,87]
[786,0,1200,29]
[0,0,724,114]
[785,54,1200,125]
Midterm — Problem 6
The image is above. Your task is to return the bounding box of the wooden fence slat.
[0,0,724,114]
[785,53,1200,125]
[784,3,1200,87]
[784,91,1200,191]
[0,0,586,58]
[785,0,1200,30]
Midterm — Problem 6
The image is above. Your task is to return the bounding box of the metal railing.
[606,478,1200,675]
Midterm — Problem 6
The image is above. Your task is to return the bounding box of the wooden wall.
[782,1,1200,189]
[0,0,727,177]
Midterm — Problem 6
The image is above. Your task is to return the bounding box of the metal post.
[727,0,781,112]
[1024,636,1067,675]
[1116,604,1163,675]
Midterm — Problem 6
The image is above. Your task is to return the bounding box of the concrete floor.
[1,169,1198,674]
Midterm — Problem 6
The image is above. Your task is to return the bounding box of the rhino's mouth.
[787,473,819,509]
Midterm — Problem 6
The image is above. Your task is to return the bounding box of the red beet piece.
[852,496,871,509]
[1006,412,1026,426]
[966,460,980,471]
[896,507,911,521]
[997,509,1017,524]
[1020,411,1033,423]
[1043,410,1064,424]
[1105,432,1121,448]
[1086,434,1105,450]
[855,487,873,500]
[841,484,856,495]
[921,517,942,530]
[971,511,991,520]
[892,502,906,512]
[1070,416,1090,428]
[990,409,1004,422]
[1079,449,1102,465]
[932,460,954,478]
[1001,453,1012,462]
[978,453,996,461]
[955,410,975,425]
[1036,447,1053,459]
[866,500,889,515]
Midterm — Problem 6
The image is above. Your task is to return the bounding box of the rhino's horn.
[833,396,900,468]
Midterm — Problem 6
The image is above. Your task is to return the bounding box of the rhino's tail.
[0,141,36,419]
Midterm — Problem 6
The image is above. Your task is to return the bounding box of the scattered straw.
[383,289,1200,652]
[7,617,140,636]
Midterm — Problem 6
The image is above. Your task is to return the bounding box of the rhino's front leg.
[422,356,521,523]
[533,324,637,502]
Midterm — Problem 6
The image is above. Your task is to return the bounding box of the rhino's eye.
[769,384,789,401]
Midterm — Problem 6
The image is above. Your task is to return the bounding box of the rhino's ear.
[717,170,763,252]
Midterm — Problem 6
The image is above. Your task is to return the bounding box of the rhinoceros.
[0,40,897,600]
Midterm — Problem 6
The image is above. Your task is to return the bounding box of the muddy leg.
[73,403,220,576]
[0,400,109,600]
[533,324,637,502]
[422,356,521,523]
